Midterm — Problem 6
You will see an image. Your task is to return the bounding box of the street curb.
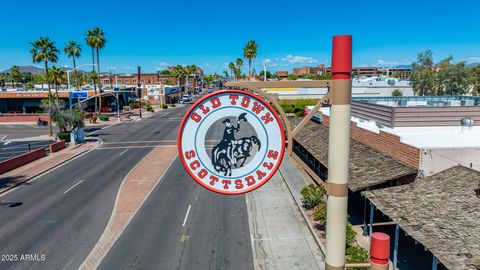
[279,155,327,256]
[0,139,101,196]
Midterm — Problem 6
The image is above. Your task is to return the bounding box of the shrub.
[57,132,70,142]
[162,104,168,109]
[170,104,176,108]
[312,202,327,224]
[300,184,325,209]
[99,114,109,121]
[346,223,357,246]
[392,89,403,96]
[346,246,369,268]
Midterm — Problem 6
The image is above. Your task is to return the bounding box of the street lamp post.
[262,61,267,82]
[107,67,121,123]
[67,64,97,112]
[66,63,97,144]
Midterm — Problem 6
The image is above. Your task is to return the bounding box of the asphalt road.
[98,157,253,270]
[0,89,253,270]
[0,125,58,140]
[0,107,185,269]
[0,140,54,161]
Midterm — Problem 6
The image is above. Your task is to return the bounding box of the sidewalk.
[0,139,99,194]
[246,154,325,270]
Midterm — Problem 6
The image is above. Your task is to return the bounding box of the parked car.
[181,94,193,103]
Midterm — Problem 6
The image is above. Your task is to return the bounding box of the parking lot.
[0,140,54,161]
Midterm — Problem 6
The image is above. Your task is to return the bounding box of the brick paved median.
[79,146,177,270]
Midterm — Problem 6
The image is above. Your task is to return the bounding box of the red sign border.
[177,89,286,195]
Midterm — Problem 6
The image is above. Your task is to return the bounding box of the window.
[141,79,145,83]
[124,79,130,83]
[133,79,136,83]
[103,80,109,84]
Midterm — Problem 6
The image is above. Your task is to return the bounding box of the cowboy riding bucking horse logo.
[178,90,285,195]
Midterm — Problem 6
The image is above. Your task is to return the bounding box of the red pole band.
[369,232,390,265]
[331,35,352,80]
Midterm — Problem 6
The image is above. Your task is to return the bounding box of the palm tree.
[10,66,21,89]
[173,65,186,92]
[223,71,229,78]
[41,93,65,137]
[228,62,236,80]
[64,41,82,90]
[86,27,106,114]
[243,40,258,76]
[186,65,198,93]
[48,66,65,97]
[30,37,59,91]
[236,58,244,73]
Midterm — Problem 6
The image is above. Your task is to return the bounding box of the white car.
[181,94,193,103]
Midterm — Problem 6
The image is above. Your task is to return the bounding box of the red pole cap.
[331,35,352,80]
[369,232,390,265]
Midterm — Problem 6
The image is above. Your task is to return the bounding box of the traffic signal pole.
[325,35,352,270]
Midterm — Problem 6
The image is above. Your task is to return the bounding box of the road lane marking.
[182,204,192,227]
[0,135,7,141]
[64,179,84,194]
[119,149,129,156]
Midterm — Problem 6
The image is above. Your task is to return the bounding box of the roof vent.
[460,117,474,127]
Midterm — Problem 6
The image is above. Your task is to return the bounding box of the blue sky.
[1,0,479,74]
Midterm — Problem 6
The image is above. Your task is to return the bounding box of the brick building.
[352,67,378,77]
[275,71,288,79]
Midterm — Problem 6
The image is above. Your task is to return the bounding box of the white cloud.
[466,56,480,65]
[281,54,317,64]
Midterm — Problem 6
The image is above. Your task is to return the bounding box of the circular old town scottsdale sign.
[178,90,285,194]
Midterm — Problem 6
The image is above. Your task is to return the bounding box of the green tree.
[243,40,258,76]
[471,65,480,95]
[40,93,65,136]
[223,70,229,78]
[10,66,21,88]
[391,89,403,96]
[235,58,244,75]
[64,41,82,90]
[228,62,236,80]
[392,71,402,79]
[186,65,198,93]
[86,27,106,114]
[159,69,171,75]
[54,109,85,133]
[173,65,187,90]
[288,74,298,80]
[410,49,436,96]
[436,57,473,95]
[48,66,65,97]
[30,37,59,91]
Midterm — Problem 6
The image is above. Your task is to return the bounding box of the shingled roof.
[363,166,480,270]
[291,118,416,191]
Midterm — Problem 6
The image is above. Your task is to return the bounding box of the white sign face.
[178,90,285,194]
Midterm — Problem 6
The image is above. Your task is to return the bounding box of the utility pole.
[137,66,142,118]
[325,35,352,270]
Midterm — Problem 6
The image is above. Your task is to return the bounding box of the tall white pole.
[325,35,352,270]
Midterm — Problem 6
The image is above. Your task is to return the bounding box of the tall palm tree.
[173,65,186,92]
[186,65,197,93]
[86,27,106,114]
[48,66,65,97]
[223,70,229,78]
[10,66,21,89]
[236,58,244,73]
[30,37,59,91]
[64,41,82,90]
[243,40,258,76]
[228,62,236,80]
